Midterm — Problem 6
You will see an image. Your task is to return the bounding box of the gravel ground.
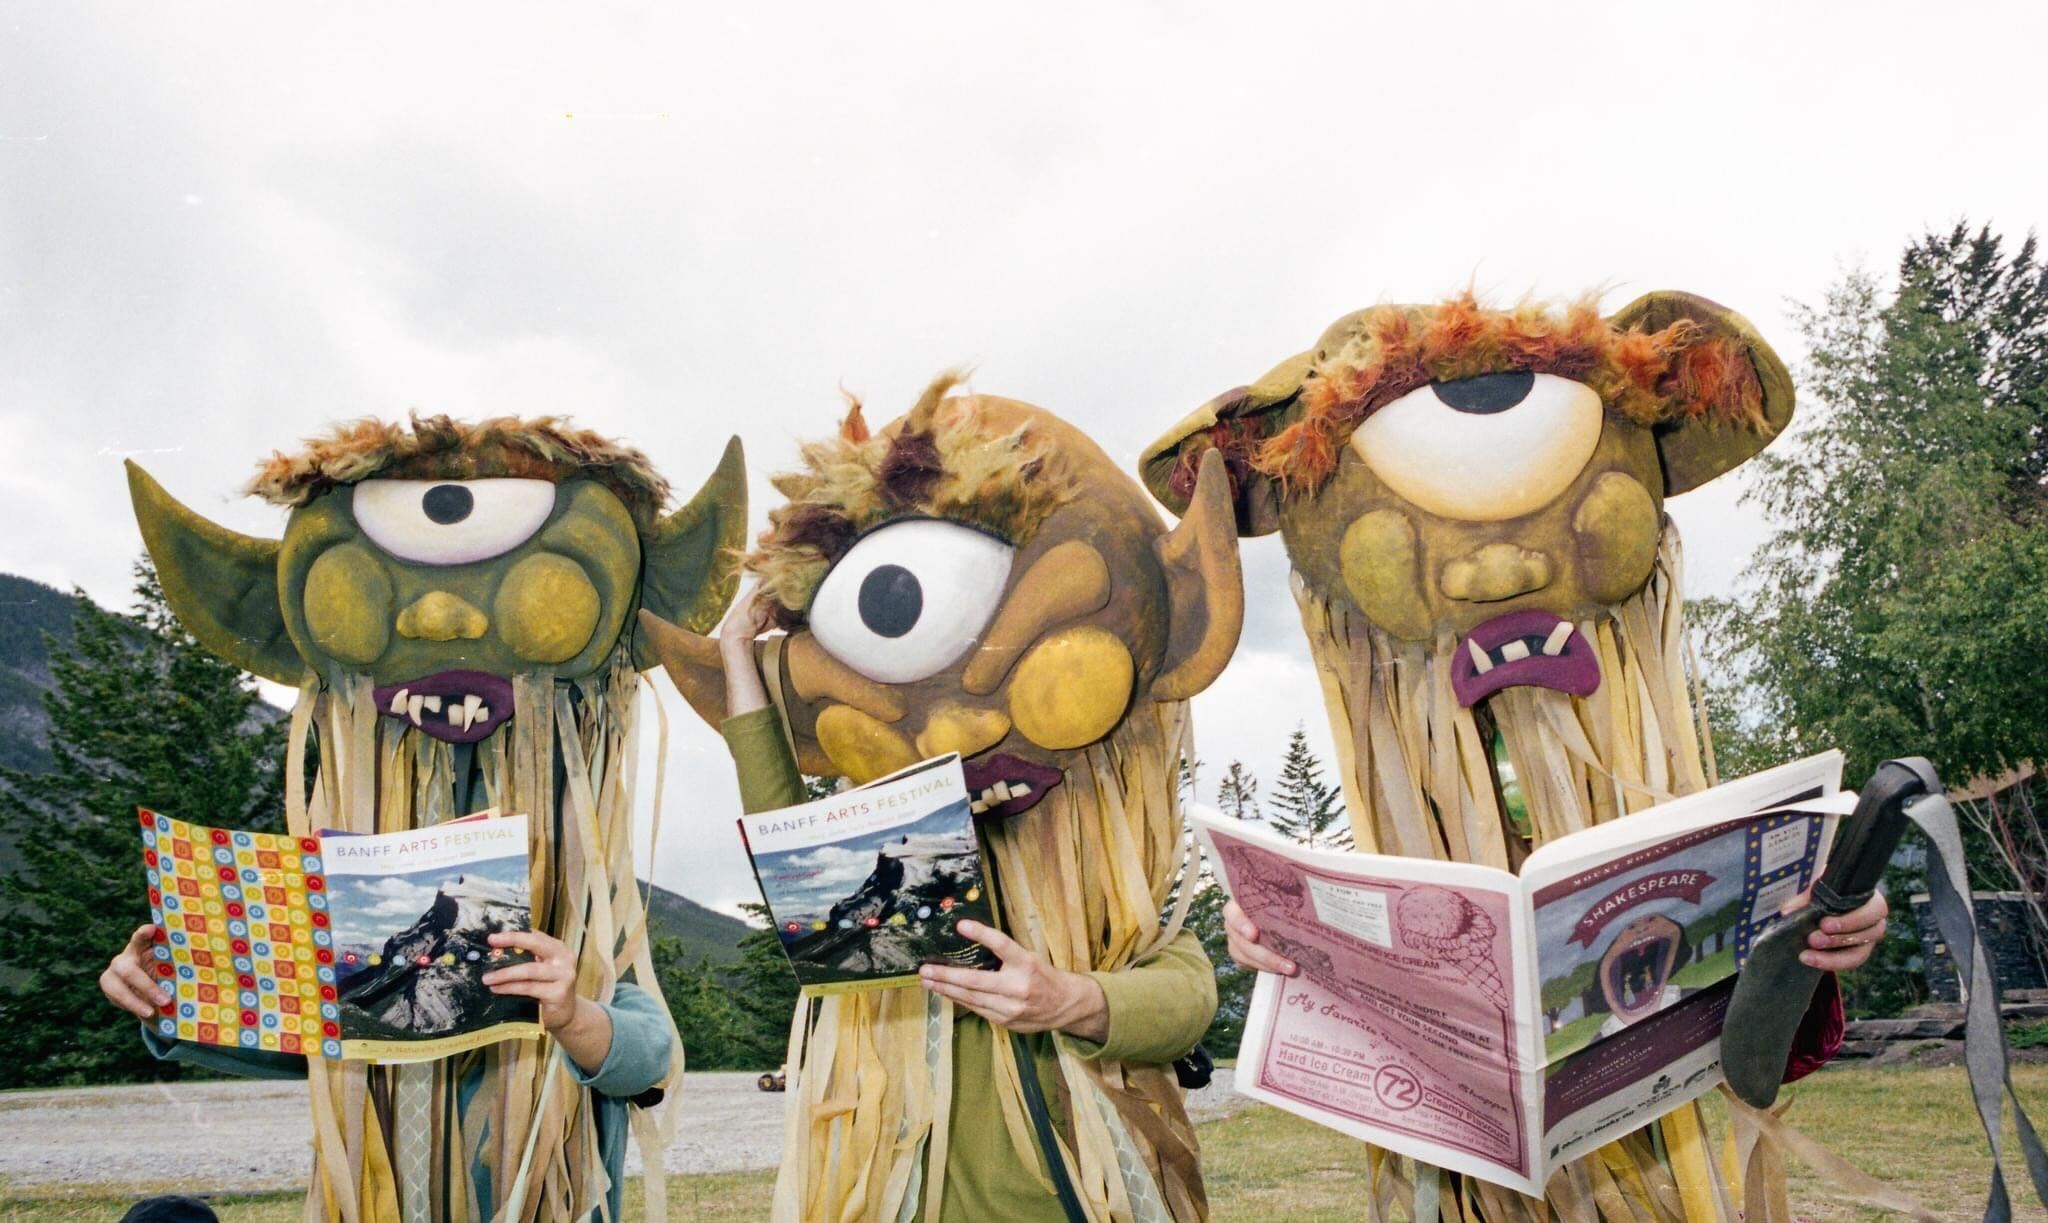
[0,1068,1241,1191]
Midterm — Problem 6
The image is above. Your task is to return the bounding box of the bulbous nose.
[1439,544,1552,603]
[396,591,490,641]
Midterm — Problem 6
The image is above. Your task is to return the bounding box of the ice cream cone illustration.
[1397,886,1509,1011]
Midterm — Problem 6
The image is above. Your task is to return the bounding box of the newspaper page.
[1518,753,1846,1167]
[1195,811,1543,1193]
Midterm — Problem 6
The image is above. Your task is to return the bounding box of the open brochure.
[139,808,543,1064]
[1192,751,1848,1195]
[737,753,1001,995]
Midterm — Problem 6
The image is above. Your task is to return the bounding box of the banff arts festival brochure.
[738,753,1001,995]
[1193,752,1847,1194]
[140,808,542,1063]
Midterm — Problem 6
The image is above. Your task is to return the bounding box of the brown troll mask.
[644,374,1244,797]
[1141,291,1791,711]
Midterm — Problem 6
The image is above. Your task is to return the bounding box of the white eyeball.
[1348,371,1603,521]
[351,479,557,565]
[808,519,1016,684]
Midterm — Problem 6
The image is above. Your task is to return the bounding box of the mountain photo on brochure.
[739,753,1000,994]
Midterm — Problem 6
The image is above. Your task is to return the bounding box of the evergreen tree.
[0,561,285,1086]
[1267,725,1348,850]
[1215,760,1259,822]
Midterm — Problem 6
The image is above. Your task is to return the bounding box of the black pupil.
[1433,370,1534,414]
[422,484,474,525]
[857,564,923,639]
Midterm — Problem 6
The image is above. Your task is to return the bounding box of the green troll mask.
[127,414,745,1223]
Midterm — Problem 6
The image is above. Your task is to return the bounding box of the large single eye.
[808,519,1015,684]
[1348,371,1603,521]
[351,479,557,565]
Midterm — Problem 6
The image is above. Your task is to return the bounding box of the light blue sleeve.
[564,981,674,1099]
[139,1023,308,1080]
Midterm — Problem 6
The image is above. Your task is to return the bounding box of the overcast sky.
[5,4,2043,914]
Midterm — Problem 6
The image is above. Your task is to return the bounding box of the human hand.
[1783,888,1890,972]
[919,920,1108,1040]
[719,583,776,717]
[1223,900,1297,976]
[101,923,173,1020]
[483,930,581,1031]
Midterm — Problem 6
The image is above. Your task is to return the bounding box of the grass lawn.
[6,1064,2043,1220]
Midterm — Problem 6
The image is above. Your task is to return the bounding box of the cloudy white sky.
[5,4,2044,914]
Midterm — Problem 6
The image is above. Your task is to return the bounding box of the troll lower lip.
[1449,610,1601,708]
[962,753,1064,821]
[370,670,515,743]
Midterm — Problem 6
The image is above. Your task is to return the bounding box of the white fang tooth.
[449,705,466,730]
[474,705,489,723]
[1467,639,1494,674]
[970,799,988,814]
[408,694,424,723]
[1542,621,1574,657]
[1012,783,1032,797]
[991,781,1013,801]
[422,695,442,712]
[463,694,482,722]
[388,688,409,714]
[1500,639,1531,663]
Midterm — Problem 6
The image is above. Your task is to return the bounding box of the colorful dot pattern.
[138,808,343,1059]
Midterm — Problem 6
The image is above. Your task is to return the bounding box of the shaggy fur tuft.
[748,372,1077,625]
[248,414,672,527]
[1178,294,1767,496]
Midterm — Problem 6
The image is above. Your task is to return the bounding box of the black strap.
[1011,1030,1088,1223]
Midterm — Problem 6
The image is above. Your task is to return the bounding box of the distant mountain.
[642,881,754,966]
[338,873,537,1037]
[0,574,81,774]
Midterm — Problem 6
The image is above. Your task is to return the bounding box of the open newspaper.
[1193,751,1848,1194]
[140,808,542,1063]
[738,753,1001,995]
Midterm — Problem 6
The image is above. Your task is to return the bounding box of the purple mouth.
[1449,610,1601,708]
[369,670,516,743]
[961,753,1064,821]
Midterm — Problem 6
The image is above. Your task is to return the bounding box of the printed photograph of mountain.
[751,798,999,989]
[327,856,538,1041]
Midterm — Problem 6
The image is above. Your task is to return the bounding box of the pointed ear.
[1608,292,1796,496]
[126,461,302,683]
[634,436,747,669]
[1151,450,1245,702]
[1139,350,1309,538]
[636,608,728,727]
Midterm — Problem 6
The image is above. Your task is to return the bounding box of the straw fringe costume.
[644,379,1251,1221]
[125,417,748,1221]
[1142,293,1855,1221]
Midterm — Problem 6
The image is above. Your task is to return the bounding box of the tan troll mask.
[128,416,746,1222]
[643,375,1243,1222]
[1143,292,1796,1220]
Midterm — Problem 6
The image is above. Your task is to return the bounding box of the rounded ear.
[1607,291,1796,497]
[633,435,747,669]
[1138,350,1312,537]
[126,461,302,684]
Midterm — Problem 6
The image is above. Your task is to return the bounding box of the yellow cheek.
[816,705,920,784]
[1005,626,1134,751]
[1571,472,1660,605]
[915,704,1012,761]
[302,544,392,664]
[1338,510,1433,641]
[493,554,601,664]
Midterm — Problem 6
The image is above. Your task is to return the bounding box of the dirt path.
[0,1068,1242,1190]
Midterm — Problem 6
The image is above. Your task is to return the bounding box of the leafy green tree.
[1700,222,2048,1015]
[1267,725,1348,850]
[0,562,285,1086]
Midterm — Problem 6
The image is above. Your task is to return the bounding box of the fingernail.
[1282,961,1297,975]
[1800,952,1818,967]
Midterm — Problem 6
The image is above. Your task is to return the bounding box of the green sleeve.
[1069,927,1217,1065]
[720,706,810,814]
